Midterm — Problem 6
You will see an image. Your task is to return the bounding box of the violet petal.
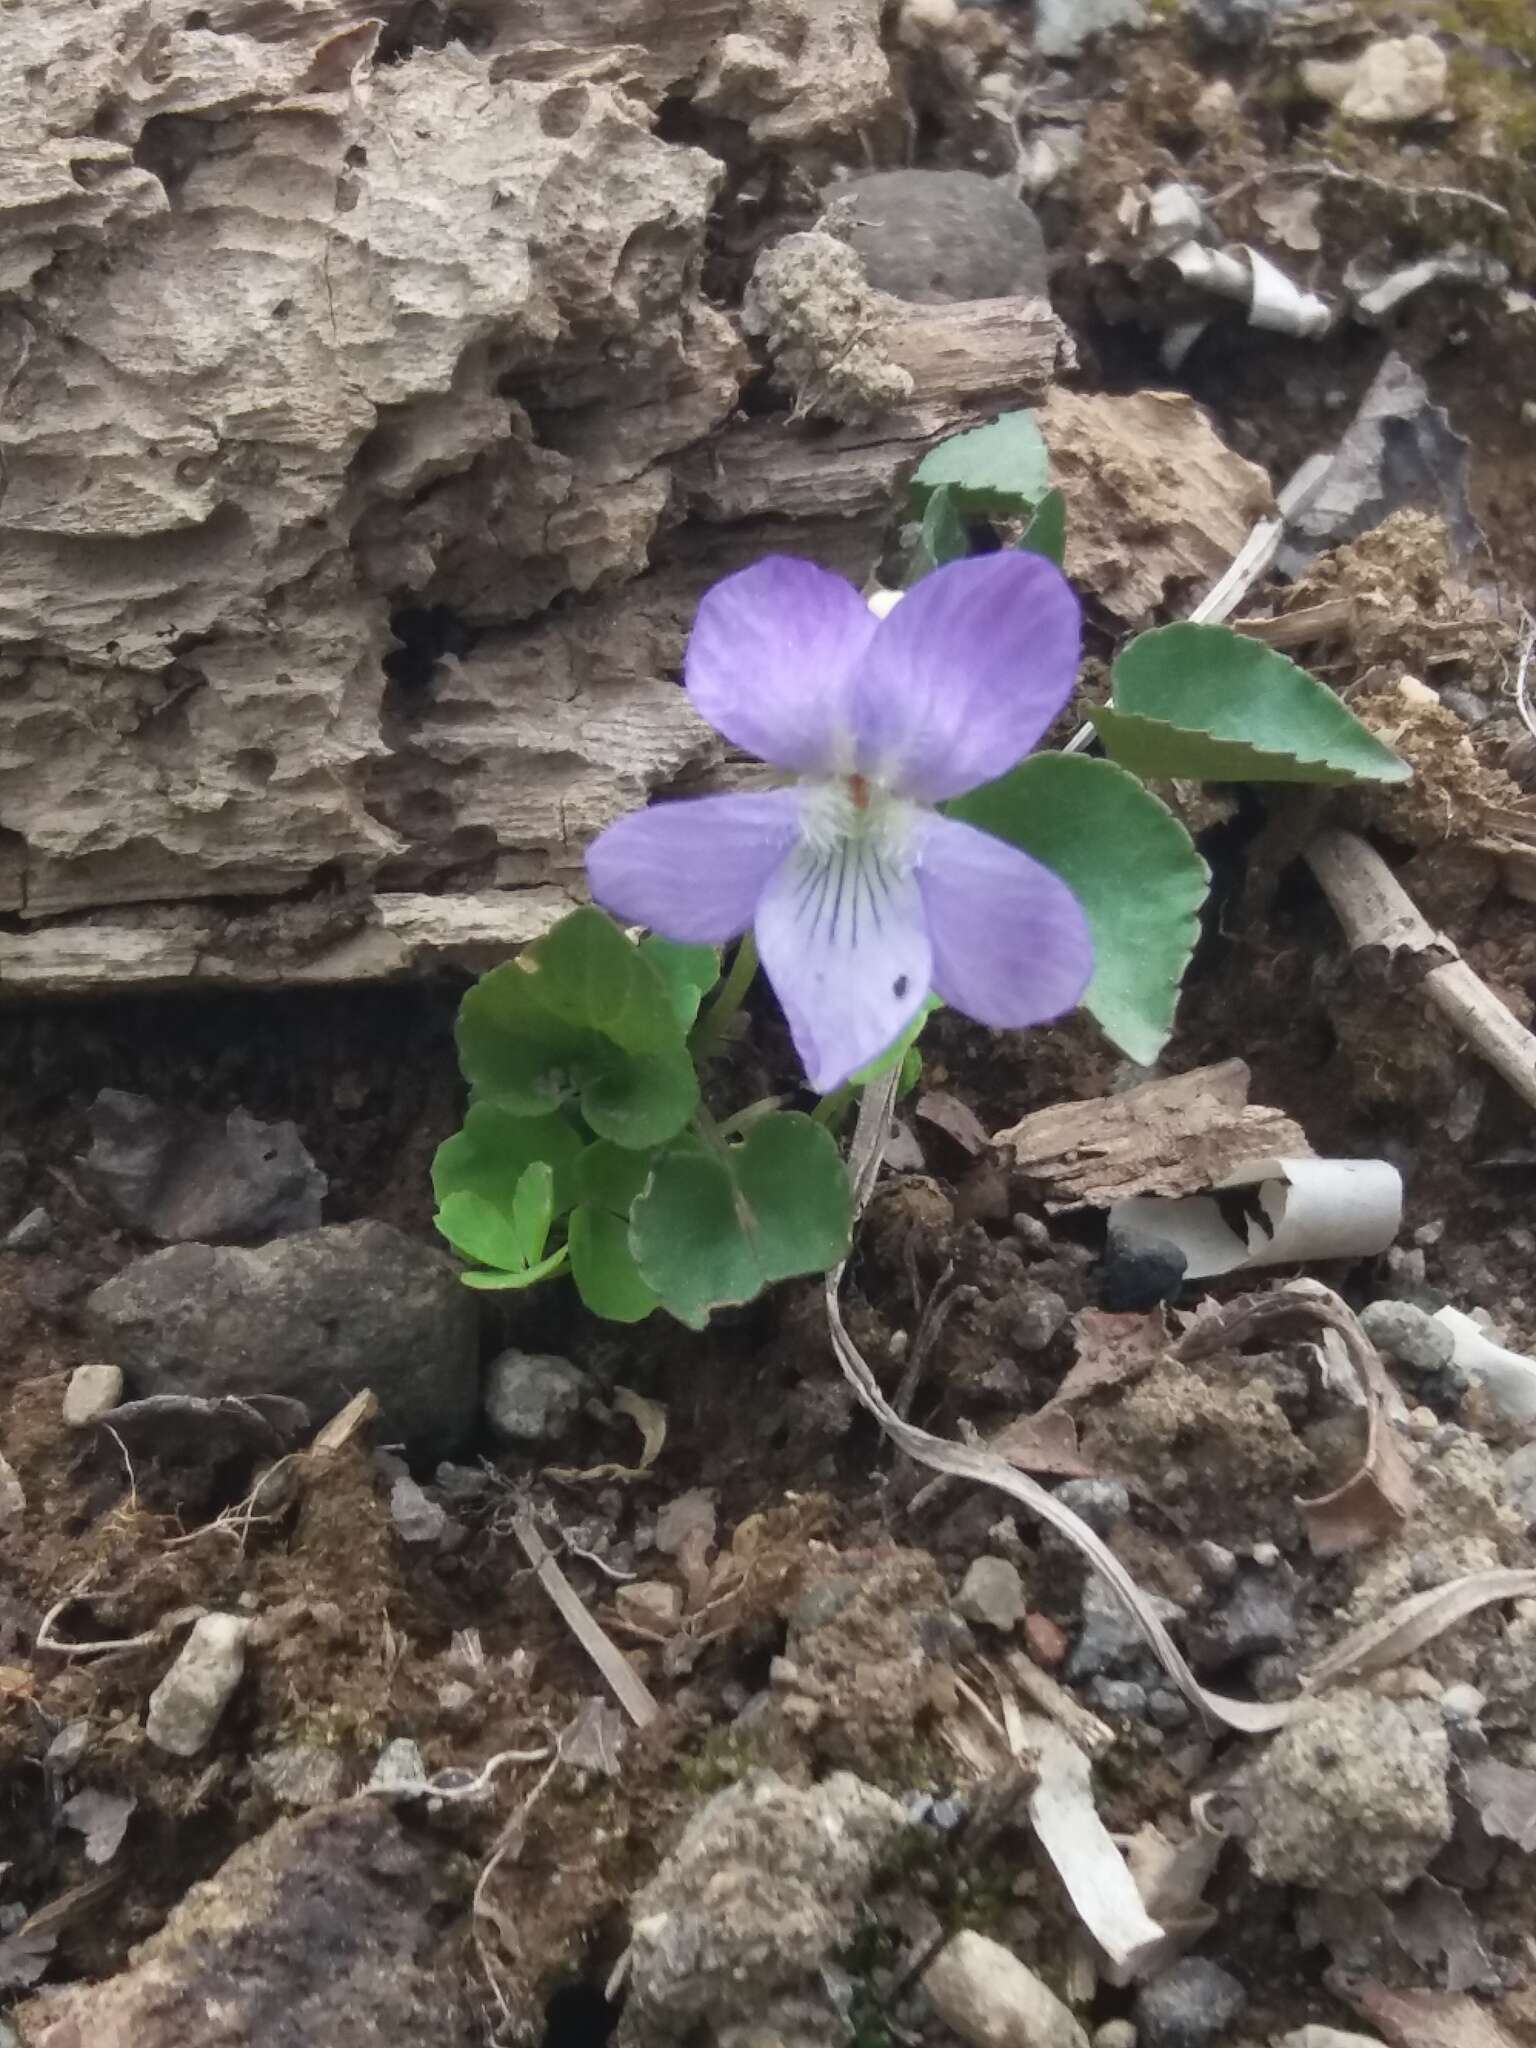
[755,829,932,1095]
[849,553,1081,802]
[917,813,1093,1026]
[685,556,878,775]
[586,791,801,944]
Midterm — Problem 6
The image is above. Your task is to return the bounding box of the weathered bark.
[0,0,1066,995]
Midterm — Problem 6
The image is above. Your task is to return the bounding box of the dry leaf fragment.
[1176,1286,1414,1556]
[1114,1814,1226,1983]
[60,1788,136,1866]
[559,1697,628,1778]
[1046,1311,1169,1411]
[1337,1981,1519,2048]
[549,1386,667,1482]
[1023,1719,1167,1976]
[1391,1879,1495,1995]
[997,1060,1309,1210]
[915,1090,991,1157]
[1461,1758,1536,1852]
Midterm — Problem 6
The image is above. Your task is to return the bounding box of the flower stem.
[715,1095,788,1140]
[811,1080,857,1131]
[690,933,759,1064]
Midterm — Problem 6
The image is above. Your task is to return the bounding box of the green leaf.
[434,1190,567,1290]
[456,909,699,1146]
[629,1113,852,1330]
[641,937,720,1031]
[460,1247,570,1291]
[432,1103,585,1221]
[1092,624,1412,786]
[910,412,1049,520]
[510,1160,554,1267]
[907,484,969,581]
[948,753,1210,1066]
[574,1139,657,1215]
[1017,486,1066,568]
[569,1203,658,1322]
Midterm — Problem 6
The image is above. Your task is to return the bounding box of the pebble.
[1009,1283,1070,1353]
[1098,1223,1187,1313]
[1096,2025,1137,2048]
[0,1454,24,1531]
[1134,1958,1247,2048]
[483,1349,590,1446]
[62,1362,124,1428]
[1190,1569,1297,1671]
[1088,1677,1149,1718]
[1193,1539,1237,1584]
[1011,1212,1053,1256]
[1053,1478,1130,1536]
[145,1614,250,1757]
[1025,1612,1069,1667]
[389,1475,449,1546]
[1147,1687,1192,1730]
[1301,34,1448,125]
[1068,1576,1184,1682]
[1249,1540,1280,1568]
[957,1556,1028,1633]
[1033,0,1146,60]
[616,1580,683,1633]
[3,1205,51,1252]
[253,1742,349,1809]
[1360,1299,1456,1374]
[1440,1683,1486,1724]
[368,1737,427,1794]
[924,1929,1090,2048]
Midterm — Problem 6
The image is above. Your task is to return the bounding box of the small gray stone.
[1502,1441,1536,1524]
[1192,1539,1237,1583]
[1088,1677,1149,1718]
[1189,1568,1298,1672]
[62,1362,125,1428]
[389,1475,448,1546]
[253,1743,349,1808]
[1146,1688,1192,1730]
[1068,1576,1183,1681]
[956,1556,1027,1633]
[3,1206,52,1252]
[1439,1683,1486,1724]
[87,1222,479,1459]
[1054,1478,1130,1535]
[821,170,1048,305]
[483,1349,590,1445]
[0,1453,24,1530]
[368,1737,427,1794]
[1135,1960,1246,2048]
[1008,1283,1070,1353]
[924,1929,1090,2048]
[1096,2024,1138,2048]
[1034,0,1146,55]
[145,1614,249,1757]
[1185,0,1298,48]
[1360,1299,1456,1374]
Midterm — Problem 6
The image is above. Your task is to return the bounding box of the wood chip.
[996,1059,1310,1210]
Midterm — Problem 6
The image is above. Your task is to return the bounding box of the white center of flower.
[798,773,918,865]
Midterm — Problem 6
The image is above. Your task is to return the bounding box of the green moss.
[674,1726,770,1794]
[1446,0,1536,60]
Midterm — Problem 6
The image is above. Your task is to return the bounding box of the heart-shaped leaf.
[910,411,1049,520]
[432,1103,585,1220]
[948,753,1210,1065]
[907,484,969,580]
[569,1204,658,1323]
[457,908,698,1147]
[640,937,720,1031]
[1017,486,1066,567]
[629,1113,852,1329]
[1091,623,1411,786]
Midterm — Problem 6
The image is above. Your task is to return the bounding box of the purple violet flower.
[585,551,1094,1093]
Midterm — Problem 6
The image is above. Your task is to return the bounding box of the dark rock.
[820,170,1048,305]
[1098,1224,1187,1312]
[1187,1568,1299,1672]
[1134,1959,1247,2048]
[1360,1298,1456,1375]
[1087,1677,1148,1717]
[83,1088,327,1244]
[1067,1575,1184,1681]
[16,1799,469,2045]
[85,1221,477,1458]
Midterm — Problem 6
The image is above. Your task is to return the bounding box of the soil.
[5,3,1536,2046]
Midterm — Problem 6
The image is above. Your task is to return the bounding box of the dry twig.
[512,1510,660,1730]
